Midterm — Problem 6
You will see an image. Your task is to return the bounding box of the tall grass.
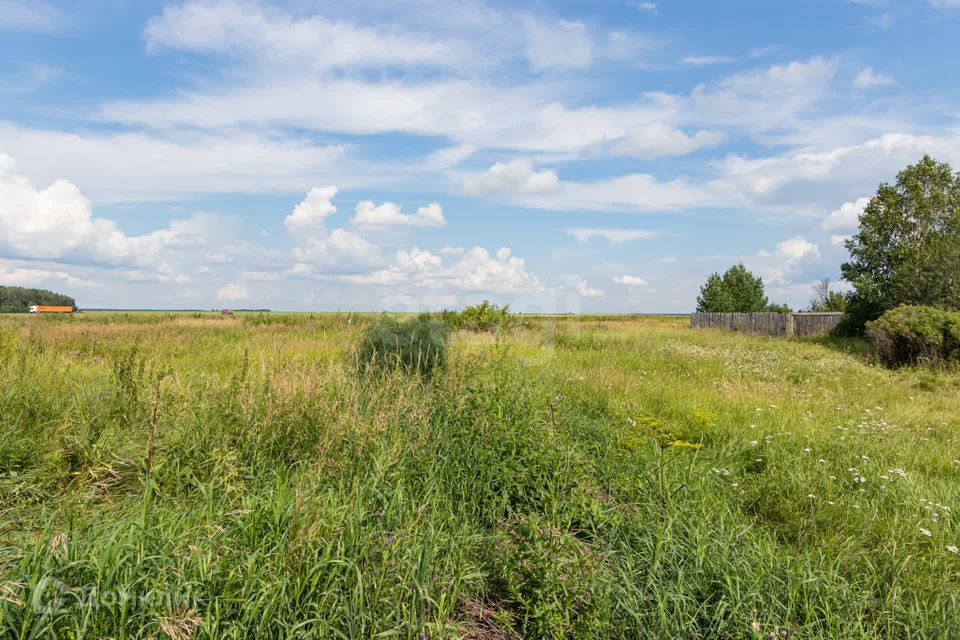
[0,313,958,638]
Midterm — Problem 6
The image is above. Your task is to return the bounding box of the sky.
[1,0,959,312]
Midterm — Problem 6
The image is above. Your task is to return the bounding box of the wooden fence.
[691,312,843,337]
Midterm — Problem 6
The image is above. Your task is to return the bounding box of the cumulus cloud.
[345,246,541,295]
[351,201,446,229]
[613,275,648,286]
[463,159,559,195]
[822,196,869,230]
[283,186,338,231]
[291,228,382,273]
[756,236,821,284]
[0,154,209,268]
[567,228,659,244]
[217,282,249,301]
[853,67,895,89]
[576,279,605,298]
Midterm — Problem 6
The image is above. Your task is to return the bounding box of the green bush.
[356,314,448,375]
[866,305,960,367]
[441,300,513,332]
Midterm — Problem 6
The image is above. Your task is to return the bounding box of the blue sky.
[1,0,959,312]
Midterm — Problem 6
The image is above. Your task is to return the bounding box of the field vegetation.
[1,312,958,638]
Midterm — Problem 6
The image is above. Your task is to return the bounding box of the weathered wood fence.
[691,312,843,337]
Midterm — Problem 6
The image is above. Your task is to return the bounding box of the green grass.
[0,313,958,639]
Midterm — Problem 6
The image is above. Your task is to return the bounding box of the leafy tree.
[841,155,960,333]
[696,273,733,312]
[0,286,76,313]
[696,263,773,312]
[808,279,847,312]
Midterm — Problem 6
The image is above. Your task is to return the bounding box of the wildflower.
[807,494,816,499]
[802,448,811,453]
[670,440,702,449]
[920,528,932,537]
[888,468,906,477]
[750,440,758,447]
[818,459,826,464]
[948,546,959,554]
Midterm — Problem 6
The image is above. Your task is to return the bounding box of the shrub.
[490,516,610,639]
[356,314,448,375]
[866,305,960,367]
[442,300,513,332]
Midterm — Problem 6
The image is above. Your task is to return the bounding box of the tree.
[841,155,960,332]
[0,286,76,313]
[808,279,847,312]
[696,273,733,312]
[696,263,775,312]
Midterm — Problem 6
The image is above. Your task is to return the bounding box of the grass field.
[1,312,958,639]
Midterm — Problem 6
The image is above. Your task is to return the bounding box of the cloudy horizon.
[2,0,959,312]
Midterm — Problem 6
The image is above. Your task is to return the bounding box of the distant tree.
[0,286,76,313]
[808,279,847,312]
[840,155,960,333]
[696,263,777,312]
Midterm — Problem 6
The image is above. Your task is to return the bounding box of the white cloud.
[0,154,209,268]
[567,228,659,243]
[351,201,446,229]
[715,132,960,215]
[853,67,895,89]
[345,246,541,295]
[822,196,869,230]
[613,275,648,286]
[284,186,338,232]
[463,159,559,195]
[576,279,605,298]
[755,236,821,284]
[217,283,249,302]
[524,18,592,71]
[637,2,658,13]
[291,228,382,273]
[0,259,97,288]
[144,0,454,69]
[930,0,960,8]
[682,55,734,66]
[831,234,852,246]
[774,236,820,262]
[0,0,65,32]
[517,171,731,212]
[0,124,347,202]
[606,123,724,158]
[686,56,838,135]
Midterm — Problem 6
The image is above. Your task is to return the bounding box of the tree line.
[0,286,76,313]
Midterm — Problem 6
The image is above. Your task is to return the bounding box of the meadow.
[0,312,958,639]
